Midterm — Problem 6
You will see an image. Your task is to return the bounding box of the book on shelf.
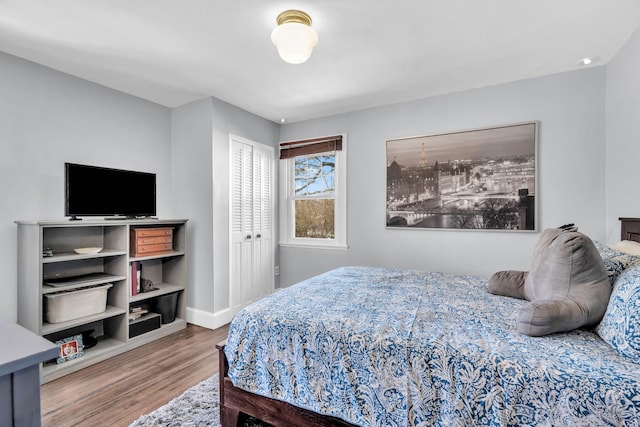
[129,306,149,321]
[131,261,141,296]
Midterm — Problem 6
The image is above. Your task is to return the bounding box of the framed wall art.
[386,122,537,231]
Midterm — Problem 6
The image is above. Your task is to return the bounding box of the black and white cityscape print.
[386,122,537,230]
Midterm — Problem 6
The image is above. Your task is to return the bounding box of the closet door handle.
[256,234,262,239]
[246,234,252,240]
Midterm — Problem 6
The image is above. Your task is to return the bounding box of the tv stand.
[67,216,152,221]
[104,216,158,220]
[15,218,188,383]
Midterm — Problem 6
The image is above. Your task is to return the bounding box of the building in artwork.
[386,158,470,206]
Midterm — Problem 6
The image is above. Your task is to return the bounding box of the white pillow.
[610,240,640,256]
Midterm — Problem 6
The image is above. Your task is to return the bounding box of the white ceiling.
[1,1,639,124]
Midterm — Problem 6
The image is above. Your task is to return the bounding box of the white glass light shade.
[271,20,318,64]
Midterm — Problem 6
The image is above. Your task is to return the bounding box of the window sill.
[279,241,348,251]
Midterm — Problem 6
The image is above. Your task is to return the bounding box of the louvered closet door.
[231,141,253,311]
[252,145,272,301]
[230,137,274,314]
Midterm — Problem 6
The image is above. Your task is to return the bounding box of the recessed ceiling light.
[577,57,597,66]
[280,118,286,123]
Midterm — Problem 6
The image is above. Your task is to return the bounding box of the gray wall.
[171,97,279,321]
[2,29,637,324]
[170,98,215,311]
[0,51,171,322]
[279,68,608,287]
[0,48,278,325]
[606,29,640,242]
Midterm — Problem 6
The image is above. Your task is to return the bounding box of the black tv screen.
[65,163,156,219]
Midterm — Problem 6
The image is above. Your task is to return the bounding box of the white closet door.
[230,136,274,314]
[231,141,252,312]
[252,145,273,300]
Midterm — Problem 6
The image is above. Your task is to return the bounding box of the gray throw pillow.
[489,226,611,336]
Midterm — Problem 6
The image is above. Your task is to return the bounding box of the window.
[279,135,347,249]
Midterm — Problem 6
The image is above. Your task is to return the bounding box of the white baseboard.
[186,306,232,330]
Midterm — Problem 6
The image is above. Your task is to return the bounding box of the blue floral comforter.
[225,266,640,426]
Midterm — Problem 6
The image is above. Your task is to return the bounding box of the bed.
[217,218,640,426]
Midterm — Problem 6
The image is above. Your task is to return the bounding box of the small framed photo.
[56,334,84,364]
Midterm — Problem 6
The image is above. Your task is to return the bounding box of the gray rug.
[129,375,221,427]
[129,375,270,427]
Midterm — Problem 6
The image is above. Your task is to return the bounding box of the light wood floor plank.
[41,323,229,427]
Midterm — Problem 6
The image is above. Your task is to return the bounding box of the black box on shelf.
[129,312,161,338]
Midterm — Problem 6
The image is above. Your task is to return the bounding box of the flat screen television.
[65,162,156,220]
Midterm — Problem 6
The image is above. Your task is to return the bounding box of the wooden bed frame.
[619,217,640,241]
[216,341,355,427]
[217,218,640,427]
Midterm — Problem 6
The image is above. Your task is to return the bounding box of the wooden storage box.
[130,227,173,257]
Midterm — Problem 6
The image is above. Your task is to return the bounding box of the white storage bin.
[44,283,112,323]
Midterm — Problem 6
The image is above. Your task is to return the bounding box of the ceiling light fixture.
[271,9,318,64]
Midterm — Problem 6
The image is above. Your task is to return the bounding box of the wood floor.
[41,323,229,427]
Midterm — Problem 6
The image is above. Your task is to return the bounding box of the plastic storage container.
[44,284,112,323]
[155,292,179,324]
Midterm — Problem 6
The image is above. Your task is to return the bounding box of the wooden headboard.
[619,217,640,242]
